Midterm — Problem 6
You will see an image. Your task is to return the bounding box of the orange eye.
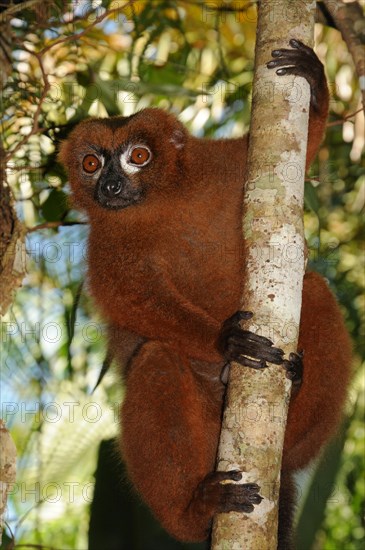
[129,146,151,166]
[82,154,100,173]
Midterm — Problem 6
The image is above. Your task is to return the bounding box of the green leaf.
[41,189,68,222]
[304,180,320,214]
[295,413,353,549]
[93,74,120,115]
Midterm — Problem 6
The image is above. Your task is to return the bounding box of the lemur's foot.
[267,38,326,111]
[217,311,284,370]
[218,311,303,390]
[193,470,263,514]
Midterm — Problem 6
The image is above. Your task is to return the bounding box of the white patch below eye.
[120,144,152,174]
[120,150,141,174]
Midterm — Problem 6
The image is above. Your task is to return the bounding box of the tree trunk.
[211,1,316,548]
[0,9,26,315]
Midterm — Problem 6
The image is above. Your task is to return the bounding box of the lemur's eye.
[82,154,100,173]
[129,146,151,166]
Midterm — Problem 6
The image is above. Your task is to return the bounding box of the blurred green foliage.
[0,1,363,549]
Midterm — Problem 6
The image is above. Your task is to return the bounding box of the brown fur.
[59,78,352,543]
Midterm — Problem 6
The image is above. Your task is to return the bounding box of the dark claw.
[289,38,312,54]
[266,61,278,70]
[282,350,304,386]
[220,363,230,385]
[276,67,294,76]
[290,38,302,49]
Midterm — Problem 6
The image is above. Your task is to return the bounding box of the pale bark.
[0,170,26,316]
[0,14,20,539]
[211,1,316,548]
[0,8,27,315]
